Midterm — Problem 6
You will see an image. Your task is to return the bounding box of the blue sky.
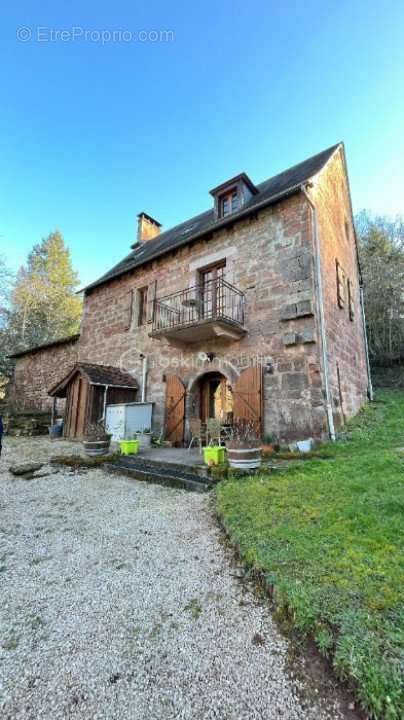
[1,1,403,286]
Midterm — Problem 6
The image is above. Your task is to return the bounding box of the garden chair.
[188,418,204,453]
[207,418,223,446]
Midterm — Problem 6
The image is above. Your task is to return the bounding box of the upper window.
[137,287,148,326]
[210,173,258,219]
[336,260,346,309]
[336,260,355,321]
[219,189,239,218]
[344,220,351,244]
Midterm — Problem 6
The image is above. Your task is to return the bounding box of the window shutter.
[348,279,355,321]
[123,290,133,331]
[233,365,263,438]
[147,279,157,323]
[336,260,345,309]
[133,289,141,327]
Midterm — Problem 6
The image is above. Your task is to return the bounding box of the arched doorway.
[191,371,234,425]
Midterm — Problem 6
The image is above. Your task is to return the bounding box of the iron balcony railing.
[152,277,246,333]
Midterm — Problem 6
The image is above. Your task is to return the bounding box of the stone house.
[9,143,372,444]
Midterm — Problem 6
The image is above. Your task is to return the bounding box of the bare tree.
[0,254,15,390]
[356,211,404,365]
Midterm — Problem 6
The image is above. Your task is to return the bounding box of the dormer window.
[220,188,239,218]
[210,172,258,220]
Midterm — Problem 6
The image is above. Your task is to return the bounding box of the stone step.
[105,457,214,493]
[122,456,209,478]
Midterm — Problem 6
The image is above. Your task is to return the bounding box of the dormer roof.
[209,172,258,198]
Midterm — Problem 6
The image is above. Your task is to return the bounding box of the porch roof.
[49,363,139,398]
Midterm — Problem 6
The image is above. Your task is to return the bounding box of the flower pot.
[83,436,112,457]
[120,439,140,456]
[227,446,262,469]
[203,446,226,466]
[262,444,274,455]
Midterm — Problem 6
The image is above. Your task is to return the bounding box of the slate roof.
[10,334,80,359]
[49,363,139,397]
[78,363,139,388]
[84,143,341,293]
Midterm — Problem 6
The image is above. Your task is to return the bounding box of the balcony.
[151,277,246,343]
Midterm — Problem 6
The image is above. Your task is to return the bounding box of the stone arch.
[185,364,238,441]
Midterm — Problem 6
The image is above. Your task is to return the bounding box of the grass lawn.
[217,390,404,719]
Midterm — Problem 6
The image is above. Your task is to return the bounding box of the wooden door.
[76,378,88,437]
[64,375,88,438]
[64,383,73,437]
[66,375,80,438]
[165,375,186,445]
[200,261,226,318]
[200,374,229,421]
[233,365,263,437]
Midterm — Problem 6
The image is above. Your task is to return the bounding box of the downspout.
[360,286,374,400]
[102,384,109,421]
[302,185,336,441]
[140,354,148,402]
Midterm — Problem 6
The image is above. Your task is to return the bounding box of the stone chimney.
[136,212,161,244]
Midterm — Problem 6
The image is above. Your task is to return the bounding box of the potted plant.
[227,420,262,469]
[83,421,112,457]
[203,446,226,466]
[119,438,140,455]
[137,427,152,449]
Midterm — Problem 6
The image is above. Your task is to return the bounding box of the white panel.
[106,402,154,440]
[105,405,126,441]
[125,402,154,437]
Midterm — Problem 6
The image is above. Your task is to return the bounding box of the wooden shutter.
[123,290,134,330]
[348,279,355,321]
[336,260,345,309]
[164,374,186,445]
[147,279,157,323]
[233,365,263,437]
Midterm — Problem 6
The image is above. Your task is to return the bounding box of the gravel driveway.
[0,438,350,720]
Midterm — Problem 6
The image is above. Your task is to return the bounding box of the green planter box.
[120,439,140,456]
[203,446,226,465]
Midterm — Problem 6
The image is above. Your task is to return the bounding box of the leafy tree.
[10,231,82,350]
[356,211,404,365]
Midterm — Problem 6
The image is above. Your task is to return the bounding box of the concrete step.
[105,456,214,493]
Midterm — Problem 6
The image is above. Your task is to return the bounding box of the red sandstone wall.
[79,195,327,443]
[10,339,79,413]
[313,147,368,427]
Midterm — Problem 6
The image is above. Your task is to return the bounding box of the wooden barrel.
[83,439,111,457]
[227,446,261,469]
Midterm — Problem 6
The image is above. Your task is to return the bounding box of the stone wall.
[9,338,79,413]
[79,194,327,443]
[8,151,369,443]
[312,147,369,428]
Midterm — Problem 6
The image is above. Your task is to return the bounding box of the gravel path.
[0,438,348,720]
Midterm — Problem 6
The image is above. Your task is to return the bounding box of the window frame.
[198,259,226,318]
[347,279,355,321]
[218,187,240,218]
[336,259,346,309]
